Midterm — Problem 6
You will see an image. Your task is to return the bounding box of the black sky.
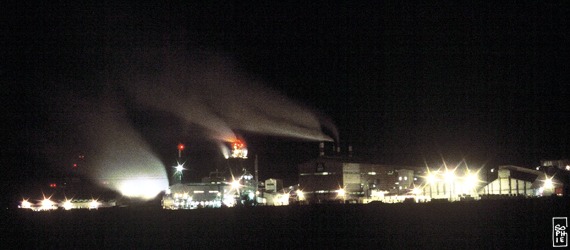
[2,2,569,203]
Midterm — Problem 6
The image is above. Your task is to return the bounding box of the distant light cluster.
[19,196,115,211]
[230,140,248,159]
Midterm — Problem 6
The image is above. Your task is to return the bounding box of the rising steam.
[118,51,336,145]
[78,49,337,197]
[82,98,169,200]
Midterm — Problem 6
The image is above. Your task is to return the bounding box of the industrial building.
[264,178,283,193]
[540,159,570,196]
[480,166,540,197]
[298,143,423,203]
[298,142,567,203]
[162,182,231,209]
[478,165,565,198]
[420,164,566,201]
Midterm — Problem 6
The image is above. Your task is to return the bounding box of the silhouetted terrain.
[3,198,569,249]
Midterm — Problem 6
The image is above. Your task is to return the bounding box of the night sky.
[2,2,569,204]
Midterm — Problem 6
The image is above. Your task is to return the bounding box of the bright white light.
[89,199,99,209]
[231,148,248,159]
[412,187,422,195]
[231,180,240,189]
[426,173,437,185]
[490,168,495,173]
[21,199,31,209]
[41,198,54,210]
[296,190,305,201]
[544,178,554,189]
[63,200,73,210]
[175,163,185,173]
[274,193,290,206]
[337,188,346,197]
[536,166,540,170]
[118,178,167,200]
[464,173,479,189]
[566,165,570,171]
[86,111,169,201]
[444,171,455,183]
[223,196,236,207]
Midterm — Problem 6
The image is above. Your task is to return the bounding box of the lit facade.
[162,183,232,209]
[264,178,283,193]
[298,156,422,203]
[478,165,564,198]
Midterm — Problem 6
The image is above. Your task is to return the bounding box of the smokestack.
[348,145,353,158]
[336,145,340,155]
[319,142,325,157]
[254,154,259,183]
[254,154,259,195]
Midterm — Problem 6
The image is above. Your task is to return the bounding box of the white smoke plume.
[118,50,335,143]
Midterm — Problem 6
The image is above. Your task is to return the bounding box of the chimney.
[348,145,353,158]
[319,142,325,157]
[336,145,341,155]
[254,154,259,184]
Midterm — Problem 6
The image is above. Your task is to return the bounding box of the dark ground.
[2,198,569,249]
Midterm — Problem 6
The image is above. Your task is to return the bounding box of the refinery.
[18,138,570,212]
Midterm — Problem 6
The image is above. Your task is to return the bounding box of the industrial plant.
[18,140,569,211]
[297,143,569,204]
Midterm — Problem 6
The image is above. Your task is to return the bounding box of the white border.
[553,217,568,247]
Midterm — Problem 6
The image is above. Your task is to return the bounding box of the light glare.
[63,200,73,210]
[21,199,31,209]
[444,171,455,183]
[118,178,166,200]
[296,190,305,200]
[544,178,554,189]
[41,198,54,210]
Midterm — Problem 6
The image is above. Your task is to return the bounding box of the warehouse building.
[479,165,564,198]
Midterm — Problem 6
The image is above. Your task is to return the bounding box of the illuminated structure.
[298,145,423,203]
[174,162,185,184]
[19,197,116,211]
[541,159,570,171]
[479,165,564,198]
[421,167,483,201]
[162,183,231,209]
[230,140,248,159]
[540,159,570,196]
[265,179,283,193]
[162,168,259,209]
[261,178,287,206]
[177,143,185,158]
[174,143,186,184]
[298,143,567,203]
[301,156,566,203]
